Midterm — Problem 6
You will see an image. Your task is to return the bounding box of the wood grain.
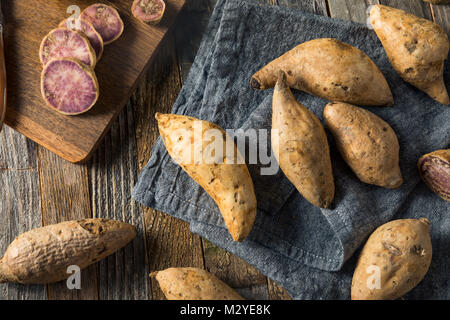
[328,0,379,24]
[431,3,450,35]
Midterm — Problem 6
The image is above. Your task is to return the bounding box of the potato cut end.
[81,4,124,44]
[419,156,450,201]
[132,0,166,24]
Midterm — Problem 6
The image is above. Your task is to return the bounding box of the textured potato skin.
[370,5,450,105]
[250,38,393,107]
[272,72,334,208]
[351,218,432,300]
[156,113,257,242]
[324,102,403,189]
[151,267,244,300]
[0,219,136,284]
[418,149,450,201]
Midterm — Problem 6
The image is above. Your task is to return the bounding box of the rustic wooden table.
[0,0,448,300]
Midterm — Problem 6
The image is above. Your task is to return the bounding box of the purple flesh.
[420,156,450,200]
[81,4,124,44]
[41,59,98,115]
[60,18,104,60]
[132,0,165,23]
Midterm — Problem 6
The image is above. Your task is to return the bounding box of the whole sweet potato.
[351,218,432,300]
[272,71,335,208]
[156,113,257,242]
[0,219,136,284]
[250,38,393,107]
[324,102,403,189]
[418,149,450,201]
[151,267,244,300]
[370,5,450,105]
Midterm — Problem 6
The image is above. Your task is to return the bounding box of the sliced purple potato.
[59,18,104,61]
[81,4,124,45]
[39,28,96,68]
[418,149,450,202]
[131,0,165,25]
[40,58,99,116]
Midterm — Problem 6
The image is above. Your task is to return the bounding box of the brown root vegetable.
[351,218,432,300]
[156,113,257,242]
[41,58,99,115]
[39,28,96,68]
[59,18,104,61]
[151,267,244,300]
[272,71,335,208]
[131,0,166,25]
[250,38,394,107]
[0,219,136,284]
[370,5,450,105]
[418,149,450,201]
[324,102,403,189]
[81,3,124,45]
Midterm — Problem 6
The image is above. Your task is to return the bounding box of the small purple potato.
[131,0,166,25]
[81,3,124,45]
[418,149,450,201]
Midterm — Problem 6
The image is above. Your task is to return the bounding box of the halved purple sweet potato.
[81,4,124,45]
[418,149,450,202]
[40,58,99,116]
[131,0,165,25]
[39,28,96,68]
[59,18,104,61]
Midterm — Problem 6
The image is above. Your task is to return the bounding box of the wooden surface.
[0,0,448,300]
[2,0,185,163]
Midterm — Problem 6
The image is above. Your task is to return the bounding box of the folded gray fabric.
[133,0,450,299]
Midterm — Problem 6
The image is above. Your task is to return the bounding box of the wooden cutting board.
[3,0,185,163]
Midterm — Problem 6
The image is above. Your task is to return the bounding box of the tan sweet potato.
[151,267,244,300]
[418,149,450,201]
[0,219,136,284]
[370,5,450,105]
[351,218,432,300]
[272,71,335,208]
[156,113,257,242]
[250,38,393,107]
[324,102,403,189]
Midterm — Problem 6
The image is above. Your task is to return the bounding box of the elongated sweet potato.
[39,27,96,68]
[324,102,403,189]
[250,38,393,107]
[41,58,99,115]
[0,219,136,284]
[151,267,244,300]
[132,0,166,25]
[370,5,449,105]
[272,71,334,208]
[59,18,104,61]
[418,149,450,201]
[351,218,432,300]
[156,113,257,242]
[81,3,124,45]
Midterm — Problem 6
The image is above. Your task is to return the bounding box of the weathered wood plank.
[0,126,46,300]
[378,0,433,19]
[37,147,98,300]
[131,33,204,300]
[430,3,450,35]
[328,0,379,24]
[277,0,328,15]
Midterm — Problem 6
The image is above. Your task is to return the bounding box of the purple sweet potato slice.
[418,149,450,202]
[39,28,96,68]
[131,0,165,25]
[81,4,124,45]
[40,58,99,115]
[59,18,104,61]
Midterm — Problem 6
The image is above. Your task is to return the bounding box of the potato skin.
[151,267,244,300]
[324,102,403,189]
[418,149,450,201]
[156,113,257,242]
[272,72,335,208]
[351,218,432,300]
[251,38,393,107]
[370,5,450,105]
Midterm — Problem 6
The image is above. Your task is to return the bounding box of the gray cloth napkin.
[133,0,450,299]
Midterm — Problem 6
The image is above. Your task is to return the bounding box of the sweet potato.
[39,27,96,68]
[0,219,136,284]
[324,102,403,189]
[370,5,450,105]
[41,58,99,115]
[81,3,124,45]
[418,149,450,201]
[131,0,166,25]
[272,71,335,208]
[250,38,393,107]
[351,218,432,300]
[156,113,257,242]
[151,267,244,300]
